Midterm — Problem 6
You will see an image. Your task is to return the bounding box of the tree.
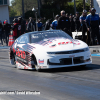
[41,0,72,9]
[9,6,17,17]
[86,0,90,4]
[10,0,38,17]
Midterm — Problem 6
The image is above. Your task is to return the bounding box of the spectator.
[44,18,53,30]
[17,17,26,37]
[66,13,69,18]
[27,17,35,32]
[0,20,3,45]
[25,20,29,32]
[37,19,43,31]
[74,12,81,32]
[86,8,100,45]
[80,10,87,42]
[69,14,75,32]
[3,20,11,46]
[12,18,18,40]
[57,10,72,37]
[51,15,59,29]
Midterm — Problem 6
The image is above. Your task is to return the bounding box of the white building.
[0,0,9,23]
[93,0,100,14]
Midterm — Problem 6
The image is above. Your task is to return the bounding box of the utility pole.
[83,0,85,9]
[37,0,40,17]
[90,0,93,9]
[22,0,25,18]
[74,0,76,15]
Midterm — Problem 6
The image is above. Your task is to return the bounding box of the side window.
[18,35,29,44]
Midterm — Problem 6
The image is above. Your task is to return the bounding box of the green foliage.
[43,0,72,6]
[9,7,17,17]
[68,0,90,14]
[75,0,90,12]
[40,0,90,19]
[10,0,38,17]
[11,0,22,16]
[9,0,90,19]
[86,0,90,4]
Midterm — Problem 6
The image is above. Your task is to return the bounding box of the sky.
[9,0,13,5]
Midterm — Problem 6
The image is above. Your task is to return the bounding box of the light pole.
[83,0,85,9]
[22,0,25,18]
[32,7,38,31]
[74,0,76,15]
[90,0,93,8]
[37,0,40,17]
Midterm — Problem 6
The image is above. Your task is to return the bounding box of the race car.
[9,30,92,71]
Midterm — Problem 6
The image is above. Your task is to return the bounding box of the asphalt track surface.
[0,48,100,100]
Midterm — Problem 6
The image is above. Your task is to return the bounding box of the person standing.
[3,20,11,46]
[66,13,69,18]
[80,10,87,42]
[37,19,43,31]
[51,15,59,29]
[25,20,29,32]
[44,18,53,30]
[57,10,72,37]
[17,17,26,37]
[74,12,81,32]
[12,18,18,40]
[69,14,75,33]
[86,8,100,45]
[27,17,35,32]
[0,20,3,45]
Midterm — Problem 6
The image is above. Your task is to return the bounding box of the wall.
[93,0,100,14]
[0,0,9,23]
[0,5,9,23]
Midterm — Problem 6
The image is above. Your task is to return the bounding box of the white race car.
[9,30,92,71]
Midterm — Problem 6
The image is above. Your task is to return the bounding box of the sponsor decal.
[27,45,35,53]
[24,66,28,69]
[58,41,80,45]
[38,59,44,64]
[73,42,80,45]
[16,48,26,59]
[17,56,27,63]
[58,41,72,45]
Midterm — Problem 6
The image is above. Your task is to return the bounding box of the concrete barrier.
[89,45,100,54]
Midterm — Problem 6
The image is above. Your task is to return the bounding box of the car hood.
[31,38,88,52]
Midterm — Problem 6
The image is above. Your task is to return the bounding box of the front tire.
[35,65,41,72]
[31,54,41,72]
[11,53,17,67]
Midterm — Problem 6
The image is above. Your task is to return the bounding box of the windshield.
[30,31,72,43]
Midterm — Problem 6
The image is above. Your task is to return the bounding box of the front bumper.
[38,51,92,69]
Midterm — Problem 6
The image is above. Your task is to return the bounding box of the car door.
[16,35,29,65]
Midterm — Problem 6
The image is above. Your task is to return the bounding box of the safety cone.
[8,34,14,46]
